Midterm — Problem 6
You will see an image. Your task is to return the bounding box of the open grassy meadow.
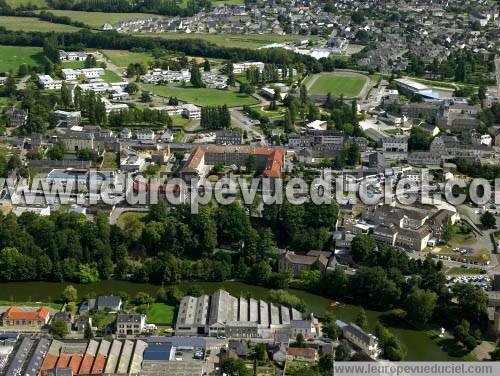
[142,83,258,107]
[0,16,81,32]
[42,10,160,29]
[0,45,45,74]
[307,72,368,97]
[102,49,154,68]
[139,32,317,49]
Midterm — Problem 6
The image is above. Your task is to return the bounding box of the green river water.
[0,280,453,361]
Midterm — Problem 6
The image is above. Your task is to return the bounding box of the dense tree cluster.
[455,158,500,180]
[48,0,213,17]
[200,105,230,129]
[108,108,172,128]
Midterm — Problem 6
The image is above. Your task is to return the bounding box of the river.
[0,280,452,361]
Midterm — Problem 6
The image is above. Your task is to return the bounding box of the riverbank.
[0,280,457,361]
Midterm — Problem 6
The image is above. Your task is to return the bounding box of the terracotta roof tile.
[3,306,49,320]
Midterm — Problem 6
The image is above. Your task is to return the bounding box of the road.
[229,107,267,145]
[109,206,149,225]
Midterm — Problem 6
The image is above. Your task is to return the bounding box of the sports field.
[0,16,81,32]
[142,83,258,107]
[102,49,154,68]
[0,45,44,74]
[307,73,368,97]
[41,10,160,29]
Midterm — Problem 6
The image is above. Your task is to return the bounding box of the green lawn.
[102,49,154,68]
[117,212,148,229]
[138,32,318,49]
[142,83,258,107]
[101,152,118,169]
[146,303,175,325]
[0,300,62,310]
[102,70,124,83]
[0,45,45,74]
[0,16,81,32]
[308,73,368,97]
[62,60,86,69]
[41,10,160,29]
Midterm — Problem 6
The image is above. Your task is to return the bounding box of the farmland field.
[102,49,154,68]
[142,83,258,107]
[0,16,81,32]
[306,72,368,97]
[40,10,160,29]
[138,32,317,49]
[0,45,44,74]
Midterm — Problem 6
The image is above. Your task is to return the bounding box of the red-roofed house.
[286,347,318,362]
[2,306,50,328]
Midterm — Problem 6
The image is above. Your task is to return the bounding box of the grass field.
[146,303,175,325]
[102,70,124,83]
[0,16,81,32]
[102,49,154,68]
[62,60,86,69]
[138,32,317,49]
[42,10,160,29]
[0,45,44,74]
[307,73,368,97]
[142,83,258,107]
[6,0,47,7]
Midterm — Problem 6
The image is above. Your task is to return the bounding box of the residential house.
[2,306,50,329]
[51,312,73,332]
[215,131,243,145]
[136,129,155,142]
[6,107,28,127]
[182,104,201,119]
[120,128,132,139]
[337,320,380,358]
[54,110,81,128]
[278,250,330,276]
[75,316,92,333]
[116,314,146,335]
[286,347,318,362]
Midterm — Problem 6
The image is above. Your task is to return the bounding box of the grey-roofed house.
[96,295,122,311]
[116,313,146,335]
[341,322,381,358]
[24,338,50,376]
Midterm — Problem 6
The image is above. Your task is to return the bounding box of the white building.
[232,62,265,74]
[38,75,62,90]
[182,104,201,119]
[136,129,155,141]
[59,50,88,61]
[306,120,327,131]
[120,128,132,139]
[61,68,105,80]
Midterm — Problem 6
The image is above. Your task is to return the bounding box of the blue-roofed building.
[143,343,175,362]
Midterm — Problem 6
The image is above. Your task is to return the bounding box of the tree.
[355,308,368,331]
[61,82,72,107]
[480,211,496,229]
[408,127,432,151]
[299,84,308,105]
[61,285,78,303]
[322,311,341,340]
[404,289,437,326]
[47,142,66,160]
[51,318,69,339]
[135,292,153,306]
[84,322,94,339]
[125,82,139,94]
[141,91,152,102]
[318,353,333,375]
[351,234,377,263]
[203,59,211,72]
[335,340,351,360]
[295,333,305,347]
[190,62,204,88]
[221,358,251,376]
[441,217,455,243]
[254,343,268,361]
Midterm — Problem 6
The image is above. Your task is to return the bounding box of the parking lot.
[446,274,491,292]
